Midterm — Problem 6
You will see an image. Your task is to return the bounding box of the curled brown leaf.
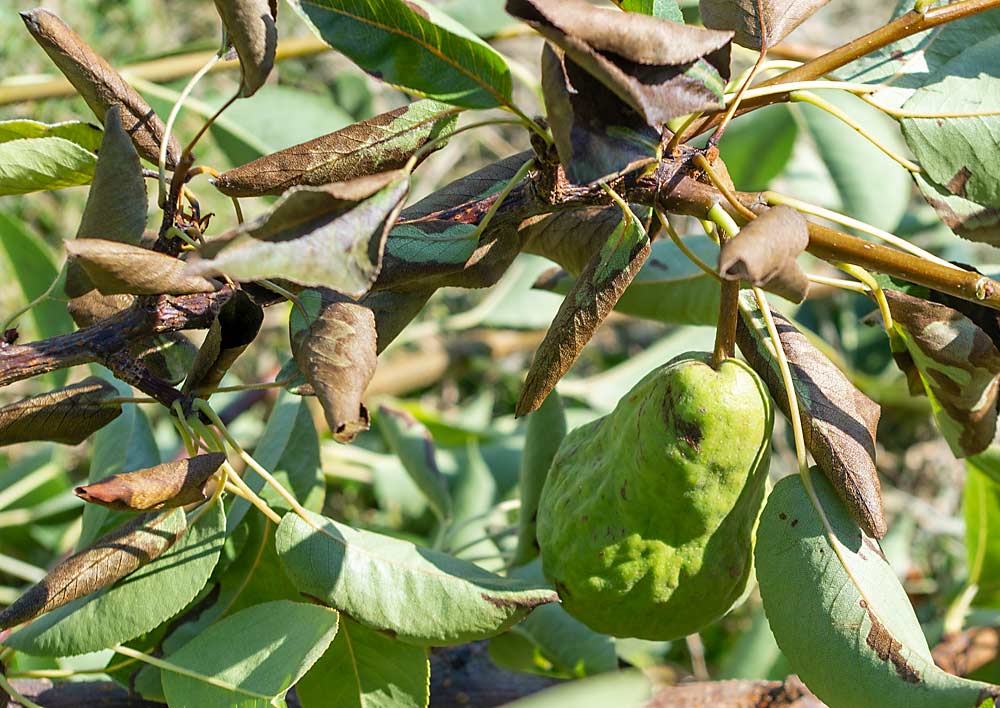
[213,0,277,98]
[183,289,264,395]
[719,205,809,303]
[214,101,461,197]
[700,0,832,49]
[76,452,226,511]
[507,0,732,125]
[291,288,377,442]
[517,214,650,416]
[66,239,221,296]
[0,376,122,447]
[737,294,887,538]
[0,509,186,630]
[20,9,180,166]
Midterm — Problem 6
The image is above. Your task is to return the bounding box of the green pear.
[537,352,773,640]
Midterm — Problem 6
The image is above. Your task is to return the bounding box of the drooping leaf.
[699,0,831,49]
[6,501,225,656]
[718,205,809,303]
[214,100,461,197]
[0,508,186,631]
[75,453,226,511]
[229,391,325,529]
[65,105,148,298]
[507,0,732,126]
[213,0,278,98]
[19,9,180,165]
[445,440,498,565]
[541,43,659,185]
[757,472,1000,707]
[534,232,721,326]
[0,118,102,149]
[290,288,377,442]
[884,288,1000,458]
[517,211,650,416]
[0,376,121,447]
[621,0,683,23]
[161,600,339,707]
[491,559,618,678]
[377,404,453,521]
[78,388,160,550]
[512,391,565,567]
[66,239,220,296]
[182,289,263,396]
[296,616,429,708]
[965,456,1000,609]
[912,171,1000,245]
[520,204,632,277]
[0,136,96,196]
[737,293,886,538]
[378,220,481,289]
[288,0,513,109]
[189,171,408,295]
[275,509,558,645]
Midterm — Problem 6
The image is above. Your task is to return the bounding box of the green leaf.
[377,404,453,521]
[215,100,461,197]
[230,391,325,531]
[492,559,617,678]
[436,0,517,36]
[275,509,558,645]
[793,91,911,231]
[966,456,1000,608]
[718,104,797,191]
[0,119,102,150]
[900,35,1000,211]
[296,616,429,708]
[161,600,339,707]
[0,212,74,362]
[7,501,225,657]
[756,472,1000,707]
[288,0,513,109]
[534,234,720,327]
[0,136,96,195]
[189,172,409,296]
[621,0,683,23]
[502,669,651,707]
[445,441,498,566]
[79,388,160,549]
[512,391,566,567]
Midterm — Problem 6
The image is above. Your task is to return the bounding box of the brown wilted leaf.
[188,171,408,296]
[214,0,277,97]
[66,291,135,328]
[517,214,650,416]
[19,9,180,166]
[541,43,659,185]
[76,452,226,511]
[66,239,220,296]
[520,204,626,276]
[214,100,461,197]
[65,105,148,299]
[719,205,809,303]
[0,376,122,447]
[0,508,186,630]
[736,294,887,538]
[507,0,732,126]
[883,289,1000,457]
[700,0,832,49]
[183,289,264,395]
[291,288,377,442]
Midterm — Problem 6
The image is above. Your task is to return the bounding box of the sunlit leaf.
[757,472,1000,707]
[719,205,809,303]
[75,453,226,511]
[700,0,831,49]
[66,239,219,296]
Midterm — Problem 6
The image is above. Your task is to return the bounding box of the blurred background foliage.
[2,0,998,691]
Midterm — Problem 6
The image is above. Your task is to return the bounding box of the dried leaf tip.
[719,205,810,303]
[76,452,227,511]
[213,0,278,98]
[19,8,180,166]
